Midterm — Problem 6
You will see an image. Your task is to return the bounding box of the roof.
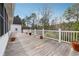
[13,16,22,24]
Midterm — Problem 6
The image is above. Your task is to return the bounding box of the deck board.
[4,33,79,56]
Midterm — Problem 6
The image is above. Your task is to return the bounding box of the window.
[0,16,4,36]
[0,3,3,16]
[0,3,4,36]
[0,3,8,36]
[4,8,8,33]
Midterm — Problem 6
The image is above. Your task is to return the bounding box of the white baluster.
[71,32,72,42]
[64,32,65,42]
[68,32,69,42]
[66,32,67,42]
[73,32,74,41]
[76,32,77,41]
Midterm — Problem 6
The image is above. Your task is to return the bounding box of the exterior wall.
[11,24,22,33]
[0,3,15,56]
[0,3,15,36]
[4,3,15,30]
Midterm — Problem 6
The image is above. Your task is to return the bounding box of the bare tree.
[40,5,52,29]
[31,13,37,29]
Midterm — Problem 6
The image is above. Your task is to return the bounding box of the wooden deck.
[4,33,79,56]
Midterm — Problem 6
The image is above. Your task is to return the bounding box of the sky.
[14,3,73,19]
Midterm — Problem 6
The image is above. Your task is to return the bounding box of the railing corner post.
[59,28,61,42]
[30,29,31,33]
[34,29,36,35]
[42,28,44,37]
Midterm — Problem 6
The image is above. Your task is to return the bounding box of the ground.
[4,33,79,56]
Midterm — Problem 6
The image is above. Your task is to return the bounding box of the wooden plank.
[4,33,79,56]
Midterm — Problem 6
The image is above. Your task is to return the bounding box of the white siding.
[11,24,21,33]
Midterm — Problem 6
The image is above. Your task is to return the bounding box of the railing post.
[42,28,44,37]
[59,28,61,42]
[30,29,31,33]
[34,29,36,35]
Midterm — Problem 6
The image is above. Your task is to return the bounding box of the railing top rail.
[23,29,79,33]
[36,30,42,31]
[44,30,59,32]
[61,30,79,33]
[36,30,79,33]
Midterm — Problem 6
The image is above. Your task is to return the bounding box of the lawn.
[44,31,59,40]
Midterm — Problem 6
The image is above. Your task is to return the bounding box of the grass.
[44,31,59,40]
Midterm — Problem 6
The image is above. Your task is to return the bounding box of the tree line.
[14,4,79,31]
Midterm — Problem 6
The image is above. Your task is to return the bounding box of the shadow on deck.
[4,33,79,56]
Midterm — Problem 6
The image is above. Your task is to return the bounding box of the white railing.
[23,29,79,43]
[61,30,79,43]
